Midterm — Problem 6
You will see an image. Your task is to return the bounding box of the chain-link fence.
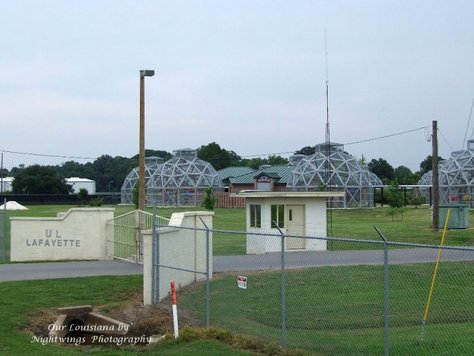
[153,219,474,355]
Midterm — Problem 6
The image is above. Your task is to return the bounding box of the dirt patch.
[27,293,201,344]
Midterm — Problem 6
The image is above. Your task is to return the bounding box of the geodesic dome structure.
[120,157,164,204]
[121,149,223,206]
[287,143,383,207]
[418,140,474,208]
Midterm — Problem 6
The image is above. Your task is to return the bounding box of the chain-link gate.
[107,210,169,263]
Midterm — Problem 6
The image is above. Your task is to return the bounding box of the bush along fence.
[147,213,474,355]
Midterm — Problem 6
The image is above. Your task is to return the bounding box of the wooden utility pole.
[432,120,439,232]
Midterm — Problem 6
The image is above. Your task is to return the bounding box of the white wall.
[10,208,114,262]
[143,211,213,305]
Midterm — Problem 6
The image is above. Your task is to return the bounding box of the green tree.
[394,165,416,185]
[130,149,172,165]
[197,142,241,170]
[12,165,72,194]
[386,180,404,221]
[368,158,395,184]
[202,187,217,211]
[296,146,316,156]
[387,181,404,208]
[58,160,89,178]
[132,185,139,209]
[77,188,89,206]
[240,157,268,169]
[267,155,289,165]
[418,155,444,175]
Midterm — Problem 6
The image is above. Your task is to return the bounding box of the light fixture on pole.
[139,69,155,212]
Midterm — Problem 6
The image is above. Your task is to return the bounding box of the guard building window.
[250,204,261,228]
[271,204,285,228]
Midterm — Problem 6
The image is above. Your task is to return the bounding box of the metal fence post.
[205,225,210,327]
[374,225,390,356]
[199,217,211,327]
[274,222,287,349]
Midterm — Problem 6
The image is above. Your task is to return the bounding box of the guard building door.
[286,205,305,249]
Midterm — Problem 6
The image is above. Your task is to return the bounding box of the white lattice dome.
[120,149,222,206]
[120,157,164,204]
[418,140,474,207]
[287,143,382,207]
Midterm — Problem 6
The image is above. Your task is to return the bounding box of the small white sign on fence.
[237,275,248,289]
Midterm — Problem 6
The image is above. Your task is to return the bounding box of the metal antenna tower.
[325,30,330,146]
[324,30,331,191]
[463,97,474,147]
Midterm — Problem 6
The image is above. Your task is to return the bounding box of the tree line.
[0,142,441,194]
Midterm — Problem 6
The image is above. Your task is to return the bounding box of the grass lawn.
[179,261,474,355]
[0,275,254,355]
[2,263,472,355]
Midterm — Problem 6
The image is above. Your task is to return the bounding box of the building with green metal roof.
[226,165,294,193]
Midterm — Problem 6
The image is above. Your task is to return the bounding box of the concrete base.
[49,305,129,337]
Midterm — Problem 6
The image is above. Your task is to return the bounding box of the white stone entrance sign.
[10,208,114,262]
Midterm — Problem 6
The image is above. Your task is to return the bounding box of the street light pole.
[432,120,439,232]
[138,70,155,212]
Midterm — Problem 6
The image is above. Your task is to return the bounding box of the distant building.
[222,165,294,193]
[0,177,14,192]
[66,177,96,195]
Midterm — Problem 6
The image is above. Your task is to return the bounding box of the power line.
[241,151,295,158]
[2,125,431,162]
[242,126,431,158]
[343,126,430,146]
[0,149,97,161]
[437,128,454,152]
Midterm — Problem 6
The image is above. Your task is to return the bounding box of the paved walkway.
[1,248,473,282]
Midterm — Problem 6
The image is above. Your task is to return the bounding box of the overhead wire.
[437,128,454,152]
[343,126,430,146]
[0,149,97,161]
[2,125,431,161]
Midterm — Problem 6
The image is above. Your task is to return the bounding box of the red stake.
[171,280,179,338]
[171,280,177,305]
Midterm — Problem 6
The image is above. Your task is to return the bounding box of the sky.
[1,0,473,171]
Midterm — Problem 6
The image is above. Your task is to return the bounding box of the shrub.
[89,197,104,206]
[77,188,89,206]
[202,187,217,211]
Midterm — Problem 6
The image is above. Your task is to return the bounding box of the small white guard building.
[238,191,344,254]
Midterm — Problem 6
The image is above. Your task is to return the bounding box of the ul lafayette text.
[26,229,81,248]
